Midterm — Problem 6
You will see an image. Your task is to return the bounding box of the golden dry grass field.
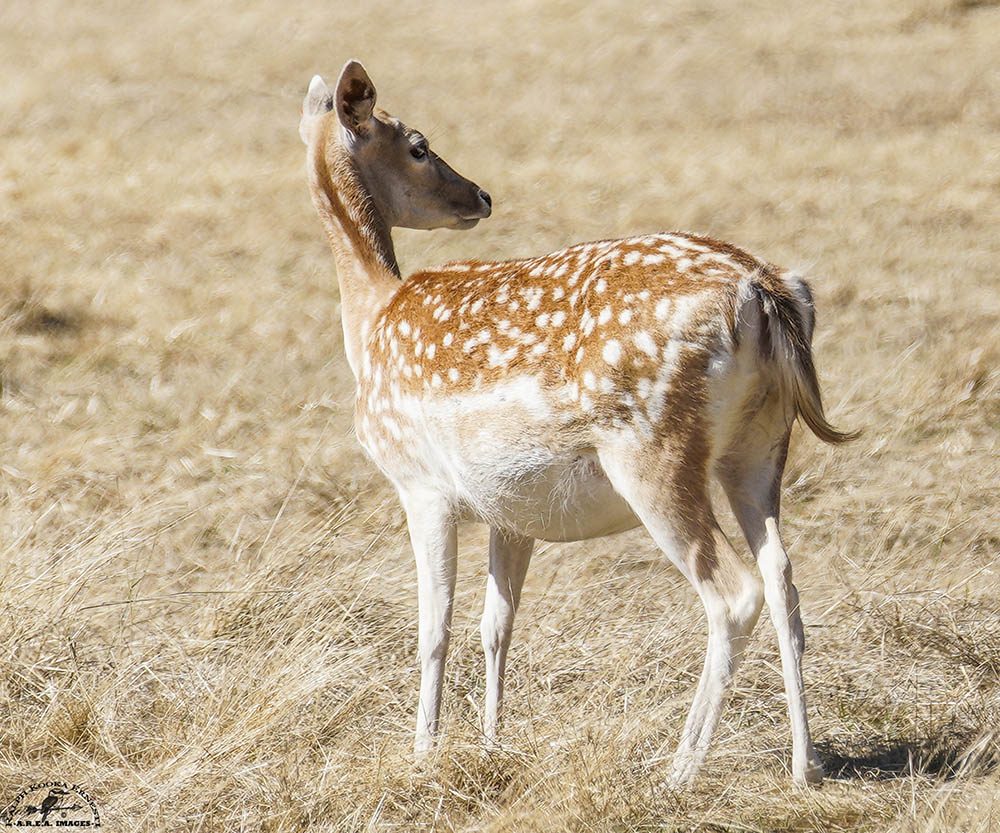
[2,0,999,830]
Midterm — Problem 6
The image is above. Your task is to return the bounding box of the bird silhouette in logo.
[23,787,82,823]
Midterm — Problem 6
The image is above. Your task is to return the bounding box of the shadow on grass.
[818,734,999,782]
[9,299,82,335]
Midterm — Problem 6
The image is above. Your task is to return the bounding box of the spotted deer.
[300,60,855,787]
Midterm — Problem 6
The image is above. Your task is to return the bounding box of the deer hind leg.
[400,487,458,757]
[597,441,764,787]
[718,430,824,786]
[481,528,534,746]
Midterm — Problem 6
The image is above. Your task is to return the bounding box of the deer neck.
[308,120,401,380]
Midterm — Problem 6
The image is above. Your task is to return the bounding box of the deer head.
[300,60,492,231]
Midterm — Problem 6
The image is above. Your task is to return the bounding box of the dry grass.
[2,0,999,830]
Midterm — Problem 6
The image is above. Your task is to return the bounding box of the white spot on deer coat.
[633,331,658,358]
[382,416,402,440]
[488,344,519,367]
[524,287,544,311]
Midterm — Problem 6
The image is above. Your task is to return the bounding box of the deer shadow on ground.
[817,733,999,782]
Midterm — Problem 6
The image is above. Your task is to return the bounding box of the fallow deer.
[299,60,855,787]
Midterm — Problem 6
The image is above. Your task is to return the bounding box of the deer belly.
[457,451,641,542]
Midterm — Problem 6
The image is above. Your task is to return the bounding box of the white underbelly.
[456,450,641,542]
[360,376,642,543]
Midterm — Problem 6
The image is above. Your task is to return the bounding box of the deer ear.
[335,60,376,135]
[303,74,332,117]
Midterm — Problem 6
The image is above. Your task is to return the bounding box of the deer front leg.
[400,488,458,757]
[481,528,534,746]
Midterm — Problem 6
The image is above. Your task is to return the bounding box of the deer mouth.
[458,190,492,224]
[449,191,491,229]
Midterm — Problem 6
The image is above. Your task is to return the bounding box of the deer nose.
[478,189,492,208]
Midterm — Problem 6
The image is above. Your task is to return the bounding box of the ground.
[1,0,998,830]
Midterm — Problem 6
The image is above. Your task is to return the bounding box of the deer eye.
[410,144,428,160]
